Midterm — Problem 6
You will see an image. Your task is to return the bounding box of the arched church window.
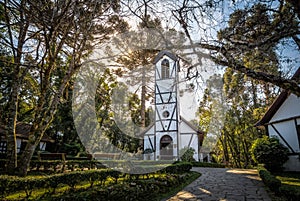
[161,59,170,79]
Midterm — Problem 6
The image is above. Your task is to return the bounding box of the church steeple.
[153,50,180,160]
[142,50,202,161]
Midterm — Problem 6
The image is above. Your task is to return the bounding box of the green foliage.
[1,162,197,200]
[279,185,300,201]
[191,162,225,168]
[258,166,281,193]
[30,160,106,172]
[44,172,200,201]
[165,162,192,174]
[258,167,300,200]
[274,172,300,201]
[0,169,117,196]
[180,147,196,162]
[251,136,289,172]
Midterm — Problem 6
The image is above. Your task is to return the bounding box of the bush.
[251,136,289,172]
[180,147,195,162]
[258,166,281,193]
[191,162,225,168]
[0,169,117,196]
[48,172,200,201]
[165,162,192,174]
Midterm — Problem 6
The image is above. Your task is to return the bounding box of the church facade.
[142,50,203,161]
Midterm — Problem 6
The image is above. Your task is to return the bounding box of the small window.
[297,124,300,148]
[162,110,170,118]
[0,141,7,153]
[161,59,170,79]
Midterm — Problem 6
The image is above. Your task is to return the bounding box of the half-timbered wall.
[267,94,300,171]
[143,51,200,161]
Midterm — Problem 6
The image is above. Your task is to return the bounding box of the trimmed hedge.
[164,162,192,174]
[0,169,117,198]
[30,160,106,172]
[257,166,300,200]
[1,162,194,198]
[42,172,201,201]
[258,166,281,193]
[191,162,225,168]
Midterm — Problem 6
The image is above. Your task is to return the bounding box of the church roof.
[181,117,203,134]
[0,122,54,142]
[153,50,178,64]
[255,67,300,126]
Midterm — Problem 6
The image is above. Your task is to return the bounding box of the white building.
[0,122,54,154]
[142,50,204,161]
[256,68,300,171]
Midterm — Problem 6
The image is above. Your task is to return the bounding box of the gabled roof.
[153,50,178,64]
[181,117,204,134]
[255,67,300,126]
[0,122,54,142]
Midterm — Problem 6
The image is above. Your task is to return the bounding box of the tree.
[122,0,299,95]
[115,48,157,128]
[110,15,186,129]
[0,0,127,176]
[208,4,284,166]
[180,147,195,162]
[180,1,300,95]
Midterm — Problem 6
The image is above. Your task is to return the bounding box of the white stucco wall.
[268,120,300,153]
[271,94,300,122]
[143,53,199,161]
[283,155,300,172]
[143,120,200,161]
[267,93,300,171]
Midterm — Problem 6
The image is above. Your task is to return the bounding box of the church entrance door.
[160,135,173,160]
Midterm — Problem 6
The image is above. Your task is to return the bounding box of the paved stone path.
[164,167,272,201]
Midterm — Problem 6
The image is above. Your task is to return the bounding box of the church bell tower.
[153,50,180,160]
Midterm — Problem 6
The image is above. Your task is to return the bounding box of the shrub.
[180,147,195,162]
[0,169,116,197]
[258,166,281,193]
[191,162,225,168]
[165,162,192,174]
[250,136,289,172]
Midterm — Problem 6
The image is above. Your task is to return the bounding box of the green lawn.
[3,171,201,200]
[270,172,300,201]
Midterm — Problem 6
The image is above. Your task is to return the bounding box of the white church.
[142,50,204,161]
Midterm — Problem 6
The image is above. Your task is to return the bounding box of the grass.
[3,171,201,200]
[157,171,201,200]
[267,172,300,201]
[276,172,300,187]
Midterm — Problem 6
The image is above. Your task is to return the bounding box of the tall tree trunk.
[220,131,230,165]
[4,0,29,175]
[17,60,75,176]
[140,67,146,128]
[6,73,19,174]
[17,135,38,176]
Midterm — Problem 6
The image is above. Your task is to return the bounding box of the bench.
[35,152,66,172]
[38,152,66,161]
[93,153,121,160]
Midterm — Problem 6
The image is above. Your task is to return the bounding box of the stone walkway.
[164,167,272,201]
